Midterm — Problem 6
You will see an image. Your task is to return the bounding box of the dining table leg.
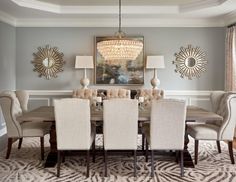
[183,123,194,168]
[45,122,58,168]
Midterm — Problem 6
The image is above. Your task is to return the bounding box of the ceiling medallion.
[173,45,207,80]
[32,45,65,80]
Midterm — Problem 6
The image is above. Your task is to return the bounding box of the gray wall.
[15,27,225,90]
[0,21,16,135]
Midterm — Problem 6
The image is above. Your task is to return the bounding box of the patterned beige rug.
[0,135,236,182]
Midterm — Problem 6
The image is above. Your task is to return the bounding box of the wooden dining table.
[17,105,223,168]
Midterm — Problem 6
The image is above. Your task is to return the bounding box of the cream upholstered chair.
[139,89,164,108]
[138,89,164,150]
[142,99,186,177]
[103,99,138,177]
[106,89,130,99]
[72,89,97,106]
[0,90,51,160]
[187,92,236,165]
[54,98,96,178]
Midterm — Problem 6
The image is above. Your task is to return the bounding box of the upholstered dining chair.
[139,89,164,108]
[187,92,236,165]
[106,89,131,99]
[142,99,187,177]
[54,98,96,178]
[103,99,138,177]
[138,89,164,151]
[72,89,97,107]
[0,90,51,160]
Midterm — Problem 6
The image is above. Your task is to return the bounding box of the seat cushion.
[21,122,51,137]
[187,123,220,140]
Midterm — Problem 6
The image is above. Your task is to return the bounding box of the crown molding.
[224,10,236,26]
[180,0,227,12]
[11,0,60,13]
[14,17,225,27]
[0,11,16,26]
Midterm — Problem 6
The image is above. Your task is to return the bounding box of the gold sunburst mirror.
[173,45,207,80]
[32,45,65,80]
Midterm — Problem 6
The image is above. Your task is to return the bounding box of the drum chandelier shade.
[97,0,143,61]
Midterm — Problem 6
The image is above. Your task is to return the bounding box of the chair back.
[103,99,138,150]
[0,91,23,138]
[139,89,164,108]
[150,99,186,150]
[216,93,236,140]
[106,89,130,99]
[15,90,29,113]
[54,98,91,150]
[72,89,97,106]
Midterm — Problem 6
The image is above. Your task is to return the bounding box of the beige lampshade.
[75,56,94,69]
[146,56,165,69]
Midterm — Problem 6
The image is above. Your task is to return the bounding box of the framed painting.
[95,36,144,85]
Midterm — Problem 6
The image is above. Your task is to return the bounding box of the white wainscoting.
[27,90,212,111]
[0,90,213,136]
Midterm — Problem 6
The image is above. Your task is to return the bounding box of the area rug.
[0,135,236,182]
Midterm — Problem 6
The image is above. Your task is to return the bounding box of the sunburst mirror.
[173,45,207,80]
[32,45,65,80]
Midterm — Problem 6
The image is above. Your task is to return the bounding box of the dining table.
[17,105,223,168]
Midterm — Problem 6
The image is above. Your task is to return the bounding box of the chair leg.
[61,151,65,163]
[18,138,23,149]
[57,151,61,177]
[175,150,179,163]
[145,139,148,162]
[142,134,145,151]
[151,150,154,177]
[216,141,221,153]
[104,150,108,177]
[40,137,44,160]
[92,140,96,163]
[195,140,199,165]
[228,141,235,164]
[6,138,13,159]
[134,150,137,177]
[180,150,184,177]
[86,150,90,178]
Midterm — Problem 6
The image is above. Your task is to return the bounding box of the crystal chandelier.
[97,0,143,61]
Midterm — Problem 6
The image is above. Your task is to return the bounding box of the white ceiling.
[0,0,235,27]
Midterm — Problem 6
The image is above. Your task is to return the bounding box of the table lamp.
[146,56,165,89]
[75,56,94,89]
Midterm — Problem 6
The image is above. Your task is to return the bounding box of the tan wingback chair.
[187,91,236,165]
[103,99,138,177]
[72,89,97,106]
[142,99,186,177]
[139,89,164,108]
[54,98,96,177]
[0,90,51,160]
[106,89,130,99]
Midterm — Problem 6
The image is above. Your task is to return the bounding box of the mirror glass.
[42,57,55,68]
[185,57,196,67]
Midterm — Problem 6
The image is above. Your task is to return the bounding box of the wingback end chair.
[187,91,236,165]
[0,90,51,160]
